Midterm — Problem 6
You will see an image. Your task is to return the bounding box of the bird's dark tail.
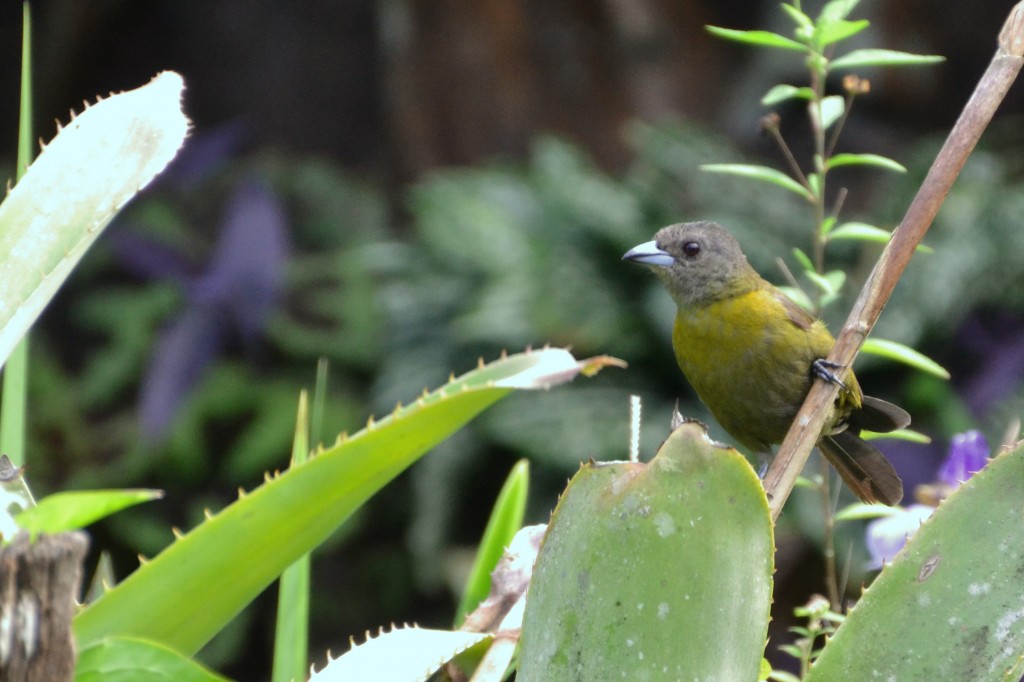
[819,431,904,506]
[850,396,911,433]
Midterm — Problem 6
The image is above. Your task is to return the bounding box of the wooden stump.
[0,532,89,682]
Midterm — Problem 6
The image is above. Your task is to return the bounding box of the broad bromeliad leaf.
[808,440,1024,680]
[0,72,189,370]
[73,348,622,655]
[75,637,229,682]
[518,421,774,680]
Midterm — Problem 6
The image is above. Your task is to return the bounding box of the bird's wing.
[771,287,816,331]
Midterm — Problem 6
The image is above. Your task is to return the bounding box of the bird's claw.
[756,453,769,479]
[812,358,847,390]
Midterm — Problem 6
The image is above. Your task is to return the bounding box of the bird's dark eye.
[683,241,701,257]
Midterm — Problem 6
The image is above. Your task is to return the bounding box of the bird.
[623,221,909,505]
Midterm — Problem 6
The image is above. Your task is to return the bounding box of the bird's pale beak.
[622,240,674,267]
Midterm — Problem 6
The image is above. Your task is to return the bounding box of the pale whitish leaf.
[0,72,189,370]
[816,19,870,47]
[819,0,862,22]
[827,153,907,172]
[820,95,846,130]
[791,248,814,272]
[762,84,814,106]
[834,502,903,522]
[861,337,950,378]
[700,164,812,200]
[831,49,944,70]
[314,627,491,681]
[706,26,806,51]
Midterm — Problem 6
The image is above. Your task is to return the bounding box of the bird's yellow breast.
[671,288,853,451]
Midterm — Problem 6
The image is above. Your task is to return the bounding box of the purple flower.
[865,504,934,569]
[937,430,989,489]
[865,431,990,569]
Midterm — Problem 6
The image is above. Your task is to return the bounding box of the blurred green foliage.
[22,117,1024,673]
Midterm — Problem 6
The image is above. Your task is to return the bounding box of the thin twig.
[764,2,1024,521]
[819,457,840,610]
[769,125,810,189]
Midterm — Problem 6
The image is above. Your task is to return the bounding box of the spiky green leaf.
[808,442,1024,680]
[0,72,188,371]
[73,349,615,655]
[75,636,230,682]
[519,423,773,680]
[454,459,529,625]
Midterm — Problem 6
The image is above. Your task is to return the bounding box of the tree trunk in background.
[0,532,89,682]
[380,0,721,177]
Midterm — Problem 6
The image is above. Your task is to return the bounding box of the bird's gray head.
[622,221,759,307]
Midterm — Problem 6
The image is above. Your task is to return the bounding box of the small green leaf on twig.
[780,4,815,34]
[816,19,870,47]
[778,286,814,314]
[818,0,863,23]
[834,502,903,522]
[831,49,945,70]
[761,84,815,106]
[831,223,937,251]
[862,428,932,444]
[827,222,890,243]
[806,171,822,200]
[706,26,806,51]
[828,222,933,252]
[806,270,846,308]
[861,338,950,379]
[700,164,812,200]
[827,153,907,172]
[824,270,847,294]
[791,248,814,272]
[820,95,846,130]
